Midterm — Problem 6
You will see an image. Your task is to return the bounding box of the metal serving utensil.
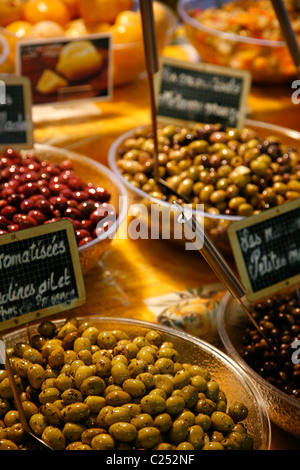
[139,0,193,203]
[139,0,270,343]
[0,338,53,450]
[270,0,300,77]
[174,204,271,345]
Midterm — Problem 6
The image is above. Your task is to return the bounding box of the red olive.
[0,200,8,210]
[1,205,17,219]
[78,236,93,247]
[13,214,38,229]
[49,196,68,212]
[18,182,40,197]
[68,177,83,191]
[0,215,10,229]
[8,224,19,232]
[64,207,81,220]
[80,219,93,232]
[20,199,35,214]
[60,160,73,170]
[75,229,91,242]
[87,186,111,202]
[28,210,46,225]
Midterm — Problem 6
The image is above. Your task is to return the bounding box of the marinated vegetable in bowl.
[115,123,300,217]
[0,316,257,450]
[178,0,300,83]
[240,290,300,401]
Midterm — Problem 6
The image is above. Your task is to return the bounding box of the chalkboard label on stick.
[154,58,251,128]
[0,76,33,151]
[227,198,300,302]
[0,219,86,331]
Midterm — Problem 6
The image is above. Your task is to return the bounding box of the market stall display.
[0,0,177,86]
[178,0,300,83]
[0,0,299,453]
[0,145,127,274]
[218,290,300,438]
[1,316,271,450]
[109,120,300,256]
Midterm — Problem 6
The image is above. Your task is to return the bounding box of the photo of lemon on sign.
[36,39,103,95]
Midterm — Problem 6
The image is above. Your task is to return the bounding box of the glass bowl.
[0,1,177,86]
[2,315,271,450]
[217,292,300,439]
[178,0,300,84]
[108,119,300,257]
[20,144,128,274]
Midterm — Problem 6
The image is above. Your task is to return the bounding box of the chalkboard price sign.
[0,76,33,151]
[155,58,251,128]
[228,198,300,301]
[0,220,86,331]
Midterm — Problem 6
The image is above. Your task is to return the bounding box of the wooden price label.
[0,220,86,331]
[228,198,300,301]
[0,76,33,151]
[155,58,251,128]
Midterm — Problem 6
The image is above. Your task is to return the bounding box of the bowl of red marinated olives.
[217,290,300,438]
[0,144,128,274]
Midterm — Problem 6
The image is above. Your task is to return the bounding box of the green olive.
[61,403,90,422]
[140,394,166,415]
[42,426,66,450]
[187,425,204,450]
[211,411,235,433]
[136,426,161,449]
[109,422,137,443]
[228,402,248,422]
[91,433,115,450]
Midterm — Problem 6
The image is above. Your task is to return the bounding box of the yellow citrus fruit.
[65,19,88,37]
[112,22,142,45]
[56,40,103,82]
[115,10,140,27]
[5,20,32,62]
[22,0,71,26]
[0,0,22,27]
[78,0,133,25]
[60,0,79,19]
[30,20,65,37]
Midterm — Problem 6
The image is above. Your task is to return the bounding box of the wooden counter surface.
[28,45,300,451]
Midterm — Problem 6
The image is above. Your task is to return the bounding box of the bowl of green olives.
[1,316,271,450]
[108,120,300,256]
[217,290,300,438]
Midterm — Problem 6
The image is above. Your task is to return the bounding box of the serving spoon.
[0,337,53,450]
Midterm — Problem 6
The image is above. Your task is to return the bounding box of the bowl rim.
[2,314,272,449]
[31,143,128,253]
[177,0,295,48]
[108,118,300,222]
[217,291,300,411]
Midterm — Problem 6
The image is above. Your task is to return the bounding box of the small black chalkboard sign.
[155,58,251,128]
[228,198,300,301]
[0,220,86,331]
[0,76,33,151]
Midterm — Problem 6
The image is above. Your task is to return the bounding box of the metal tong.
[174,205,271,344]
[270,0,300,77]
